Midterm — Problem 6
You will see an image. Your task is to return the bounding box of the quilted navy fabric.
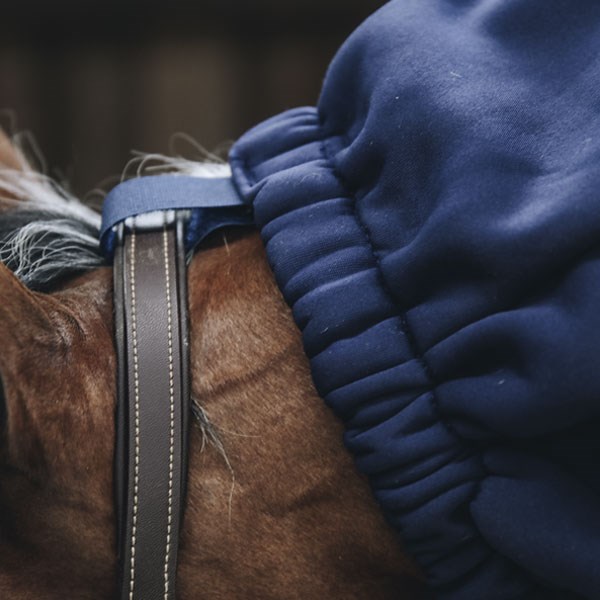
[229,1,600,598]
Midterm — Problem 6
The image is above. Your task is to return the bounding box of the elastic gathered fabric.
[229,2,600,598]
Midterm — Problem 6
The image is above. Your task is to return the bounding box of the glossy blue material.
[229,1,600,598]
[100,175,251,257]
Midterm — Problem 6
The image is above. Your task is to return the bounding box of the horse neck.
[0,227,424,599]
[179,229,424,598]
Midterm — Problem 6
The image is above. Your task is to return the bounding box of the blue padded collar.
[229,1,600,598]
[100,175,252,259]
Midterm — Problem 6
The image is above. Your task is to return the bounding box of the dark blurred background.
[0,1,384,197]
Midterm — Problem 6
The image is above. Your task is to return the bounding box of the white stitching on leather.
[129,232,141,600]
[163,227,176,599]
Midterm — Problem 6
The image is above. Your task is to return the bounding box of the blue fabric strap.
[100,175,252,258]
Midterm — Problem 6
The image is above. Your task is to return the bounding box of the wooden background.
[0,1,384,196]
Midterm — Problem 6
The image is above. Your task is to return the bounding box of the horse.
[0,129,428,599]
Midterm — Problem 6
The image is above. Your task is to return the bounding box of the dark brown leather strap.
[114,210,190,600]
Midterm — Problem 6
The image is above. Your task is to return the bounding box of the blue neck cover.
[100,175,252,259]
[228,1,600,598]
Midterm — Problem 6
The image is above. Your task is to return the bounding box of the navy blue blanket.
[230,1,600,597]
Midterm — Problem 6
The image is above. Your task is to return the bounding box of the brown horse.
[0,131,428,599]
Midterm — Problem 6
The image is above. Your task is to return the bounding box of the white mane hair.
[0,141,231,291]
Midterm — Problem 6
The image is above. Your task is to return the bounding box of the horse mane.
[0,142,231,292]
[0,170,102,291]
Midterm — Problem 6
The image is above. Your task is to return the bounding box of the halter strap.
[104,175,251,600]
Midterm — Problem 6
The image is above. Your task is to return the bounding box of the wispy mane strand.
[0,153,231,291]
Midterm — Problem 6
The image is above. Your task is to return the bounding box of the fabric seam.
[162,227,176,599]
[316,112,467,444]
[129,232,140,600]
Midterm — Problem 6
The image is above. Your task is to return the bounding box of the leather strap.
[105,174,251,599]
[114,210,190,600]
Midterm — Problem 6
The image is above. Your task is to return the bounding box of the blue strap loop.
[100,175,252,259]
